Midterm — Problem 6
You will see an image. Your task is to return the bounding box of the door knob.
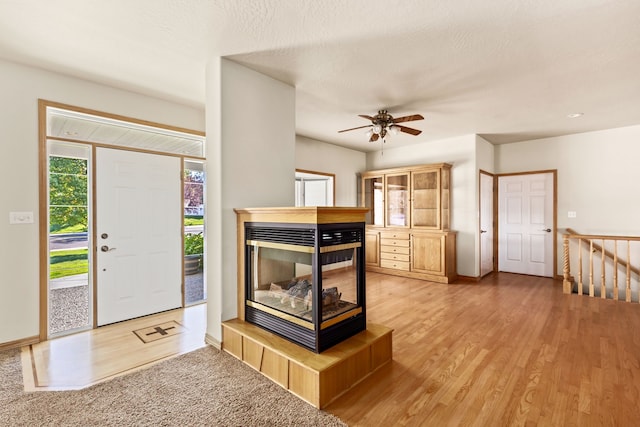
[541,228,551,232]
[480,230,487,234]
[101,245,116,252]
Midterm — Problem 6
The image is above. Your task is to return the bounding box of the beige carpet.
[0,346,347,426]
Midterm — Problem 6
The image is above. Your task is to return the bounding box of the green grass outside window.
[50,248,89,279]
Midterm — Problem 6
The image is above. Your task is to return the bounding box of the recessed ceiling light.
[567,113,584,118]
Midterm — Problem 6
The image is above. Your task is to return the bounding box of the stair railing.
[562,229,640,302]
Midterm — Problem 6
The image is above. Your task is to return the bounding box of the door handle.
[480,230,487,233]
[101,245,116,252]
[541,228,551,232]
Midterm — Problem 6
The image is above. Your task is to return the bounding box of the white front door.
[498,172,554,277]
[96,148,182,326]
[480,172,494,277]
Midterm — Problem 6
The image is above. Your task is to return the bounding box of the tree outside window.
[49,156,88,233]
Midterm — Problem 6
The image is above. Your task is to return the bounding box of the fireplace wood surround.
[223,207,393,408]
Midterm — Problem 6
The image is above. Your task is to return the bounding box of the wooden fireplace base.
[222,319,393,408]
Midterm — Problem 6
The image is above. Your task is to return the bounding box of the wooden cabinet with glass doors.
[385,173,409,227]
[360,163,457,283]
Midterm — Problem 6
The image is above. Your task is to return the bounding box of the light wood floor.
[20,273,640,425]
[22,303,207,391]
[329,272,640,426]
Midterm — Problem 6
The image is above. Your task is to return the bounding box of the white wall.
[295,135,366,206]
[476,136,495,174]
[496,124,640,239]
[205,59,296,344]
[366,135,478,277]
[0,59,204,346]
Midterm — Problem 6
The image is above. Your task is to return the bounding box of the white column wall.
[205,58,296,344]
[476,136,495,174]
[366,135,478,277]
[0,59,204,346]
[295,135,366,206]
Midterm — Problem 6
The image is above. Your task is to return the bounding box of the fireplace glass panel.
[247,244,361,323]
[320,248,359,322]
[248,244,315,323]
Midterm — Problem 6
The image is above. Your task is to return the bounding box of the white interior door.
[498,172,554,277]
[96,148,182,326]
[480,173,494,277]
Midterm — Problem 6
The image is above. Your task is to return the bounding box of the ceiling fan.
[338,109,424,142]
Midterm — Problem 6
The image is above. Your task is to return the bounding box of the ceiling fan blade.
[338,125,372,133]
[396,125,422,136]
[358,114,375,121]
[369,133,380,142]
[392,114,424,123]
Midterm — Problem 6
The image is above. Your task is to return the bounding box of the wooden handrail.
[565,228,640,277]
[562,229,638,302]
[564,228,640,242]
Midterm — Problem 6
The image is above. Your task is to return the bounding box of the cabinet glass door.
[441,168,450,230]
[363,176,384,226]
[411,169,440,228]
[385,173,409,227]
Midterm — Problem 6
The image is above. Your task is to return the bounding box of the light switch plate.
[9,211,34,224]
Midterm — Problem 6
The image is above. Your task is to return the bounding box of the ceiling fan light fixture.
[338,109,424,144]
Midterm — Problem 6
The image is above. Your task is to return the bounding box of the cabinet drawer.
[381,259,410,271]
[380,252,410,262]
[380,238,410,248]
[380,231,410,240]
[380,245,410,255]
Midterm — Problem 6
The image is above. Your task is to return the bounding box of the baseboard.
[0,335,39,351]
[458,273,563,283]
[455,274,481,283]
[204,333,221,350]
[367,266,454,283]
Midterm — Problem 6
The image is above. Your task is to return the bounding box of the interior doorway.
[295,169,335,206]
[479,171,495,277]
[497,171,556,277]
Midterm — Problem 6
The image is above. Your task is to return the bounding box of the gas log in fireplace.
[235,207,368,353]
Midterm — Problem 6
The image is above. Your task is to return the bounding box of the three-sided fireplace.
[236,207,368,353]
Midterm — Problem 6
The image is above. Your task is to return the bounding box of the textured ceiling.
[1,0,639,152]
